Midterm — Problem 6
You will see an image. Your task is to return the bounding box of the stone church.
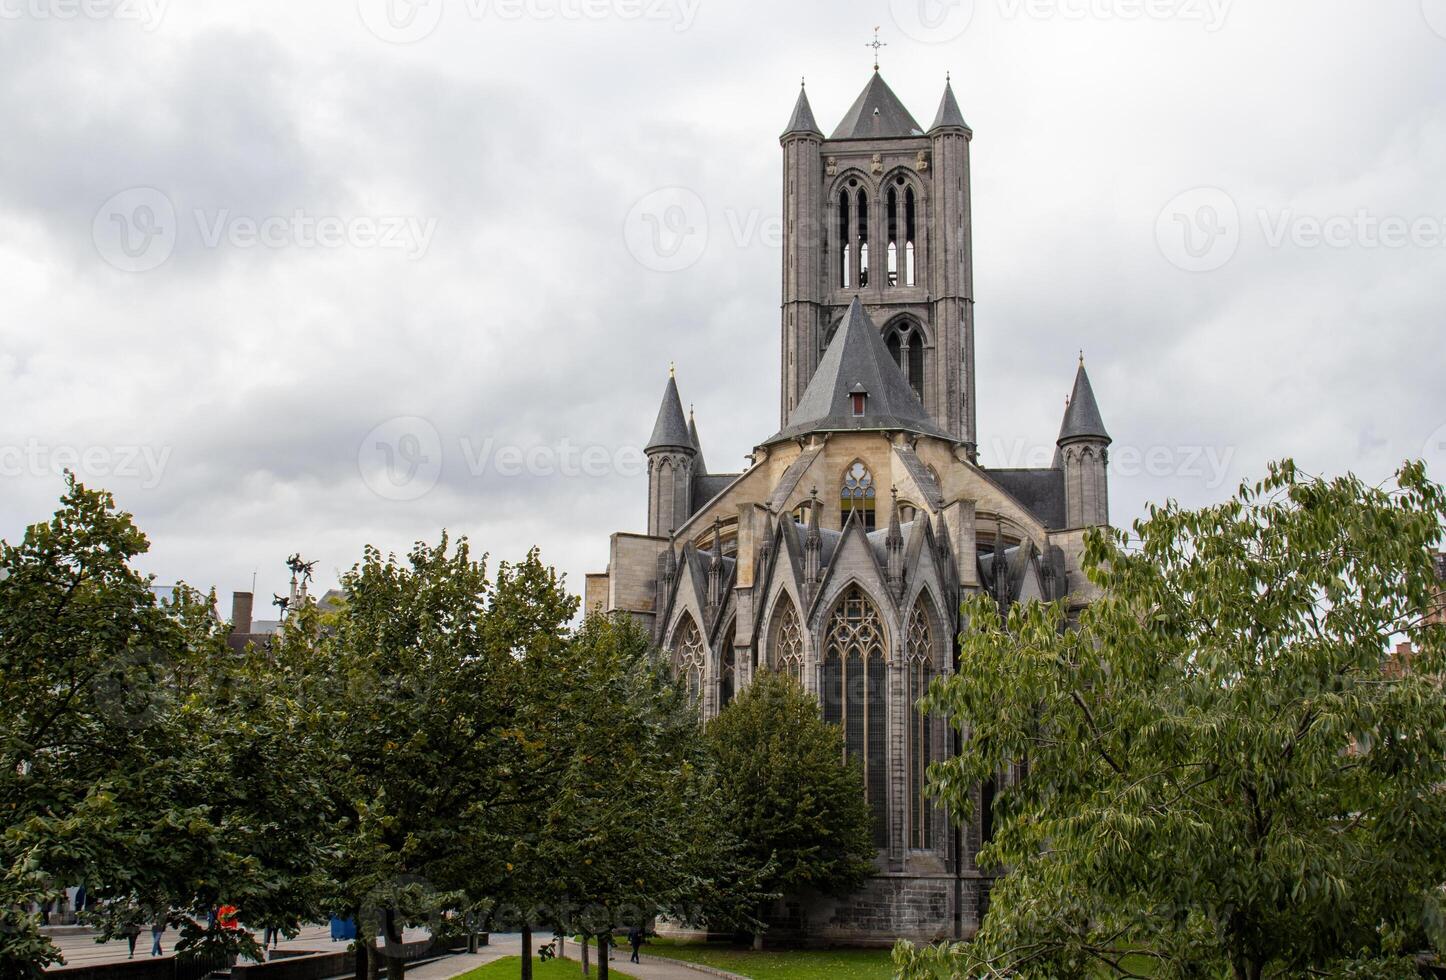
[585,68,1112,943]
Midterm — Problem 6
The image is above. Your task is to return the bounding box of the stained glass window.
[841,461,877,531]
[822,586,887,848]
[907,599,936,850]
[672,615,706,706]
[772,601,805,683]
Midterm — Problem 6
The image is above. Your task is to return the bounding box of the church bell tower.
[780,67,976,455]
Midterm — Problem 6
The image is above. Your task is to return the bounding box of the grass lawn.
[642,941,1162,978]
[455,955,637,980]
[642,941,897,979]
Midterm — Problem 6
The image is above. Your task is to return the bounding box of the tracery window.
[885,320,926,402]
[771,600,805,683]
[719,622,736,709]
[907,599,936,850]
[841,461,877,531]
[822,586,887,848]
[672,614,706,705]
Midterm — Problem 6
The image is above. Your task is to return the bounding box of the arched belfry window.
[885,177,919,288]
[770,599,805,683]
[718,622,736,709]
[823,586,888,847]
[841,461,877,531]
[837,181,871,289]
[885,321,926,402]
[672,615,706,705]
[906,598,937,850]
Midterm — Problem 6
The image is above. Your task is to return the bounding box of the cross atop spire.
[867,27,887,71]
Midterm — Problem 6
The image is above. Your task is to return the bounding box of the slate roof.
[830,72,925,140]
[646,375,693,452]
[1058,363,1111,443]
[764,297,951,444]
[989,469,1067,529]
[783,85,823,137]
[930,79,970,131]
[692,474,740,513]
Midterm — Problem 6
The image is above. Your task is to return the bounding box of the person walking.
[627,927,643,964]
[123,923,142,960]
[150,922,166,957]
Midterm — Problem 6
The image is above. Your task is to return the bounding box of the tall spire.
[688,406,707,476]
[646,371,694,453]
[930,76,970,132]
[782,81,823,138]
[1057,361,1111,444]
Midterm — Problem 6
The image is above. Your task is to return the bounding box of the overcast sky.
[2,0,1445,609]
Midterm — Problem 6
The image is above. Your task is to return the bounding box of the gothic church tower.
[780,72,976,456]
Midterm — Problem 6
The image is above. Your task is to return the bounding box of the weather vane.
[867,27,887,71]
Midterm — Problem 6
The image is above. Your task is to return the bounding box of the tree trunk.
[382,909,407,980]
[521,925,532,980]
[597,934,608,980]
[581,933,589,976]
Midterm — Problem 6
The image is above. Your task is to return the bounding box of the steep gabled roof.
[782,85,823,138]
[1057,362,1111,444]
[830,72,925,140]
[646,374,693,452]
[930,79,970,132]
[764,297,951,444]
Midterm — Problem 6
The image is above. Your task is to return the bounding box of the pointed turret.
[1057,360,1111,444]
[766,297,950,444]
[831,72,925,139]
[1056,357,1111,529]
[688,406,707,476]
[782,83,823,139]
[645,368,698,537]
[646,371,693,452]
[930,77,970,133]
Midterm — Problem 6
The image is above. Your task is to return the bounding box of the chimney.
[231,592,254,636]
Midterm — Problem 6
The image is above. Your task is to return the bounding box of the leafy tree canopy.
[898,460,1446,980]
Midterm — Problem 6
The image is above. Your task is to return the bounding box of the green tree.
[896,461,1446,980]
[0,478,333,976]
[705,670,874,931]
[502,613,769,980]
[298,536,556,980]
